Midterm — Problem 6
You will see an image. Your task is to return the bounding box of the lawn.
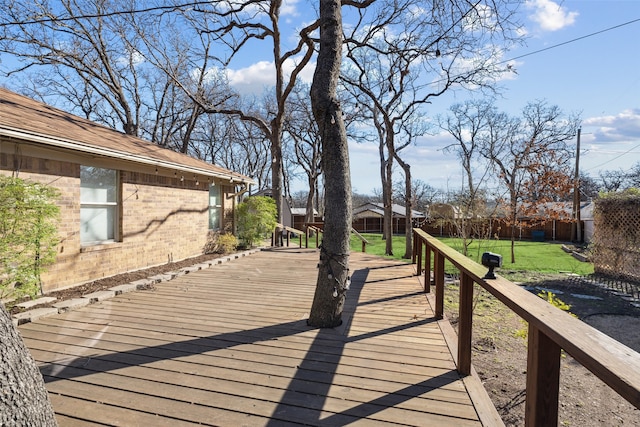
[350,232,594,276]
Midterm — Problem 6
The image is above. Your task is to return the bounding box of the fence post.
[457,272,473,376]
[525,324,561,427]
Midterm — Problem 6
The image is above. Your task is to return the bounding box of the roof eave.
[0,126,256,186]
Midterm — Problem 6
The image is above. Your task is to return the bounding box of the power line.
[584,142,640,171]
[505,17,640,65]
[0,2,214,27]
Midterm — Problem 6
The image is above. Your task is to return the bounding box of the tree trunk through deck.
[0,304,57,426]
[308,0,352,328]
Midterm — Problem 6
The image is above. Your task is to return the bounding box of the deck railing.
[302,222,369,252]
[412,228,640,426]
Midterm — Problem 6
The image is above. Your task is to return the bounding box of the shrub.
[0,176,60,300]
[236,196,277,247]
[203,231,238,254]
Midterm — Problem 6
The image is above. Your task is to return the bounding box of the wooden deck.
[19,248,501,426]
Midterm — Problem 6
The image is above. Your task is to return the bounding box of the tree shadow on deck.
[36,264,460,425]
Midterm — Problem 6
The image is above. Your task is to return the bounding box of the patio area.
[18,247,500,426]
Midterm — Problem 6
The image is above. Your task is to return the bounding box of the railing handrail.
[412,228,640,425]
[350,227,370,245]
[275,223,305,236]
[302,222,368,252]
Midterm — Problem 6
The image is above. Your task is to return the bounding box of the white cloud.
[526,0,578,32]
[227,61,275,93]
[281,0,301,17]
[583,109,640,142]
[226,58,315,95]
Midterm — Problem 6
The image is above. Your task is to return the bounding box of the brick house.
[0,88,254,293]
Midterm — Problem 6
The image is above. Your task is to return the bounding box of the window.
[209,184,222,230]
[80,166,118,244]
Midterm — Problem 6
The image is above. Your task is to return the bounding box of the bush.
[203,231,238,254]
[0,176,60,300]
[236,196,277,247]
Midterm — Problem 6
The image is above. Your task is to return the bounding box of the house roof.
[353,202,426,219]
[0,87,254,185]
[291,207,319,216]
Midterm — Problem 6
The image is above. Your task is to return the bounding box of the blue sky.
[2,1,637,196]
[225,0,640,195]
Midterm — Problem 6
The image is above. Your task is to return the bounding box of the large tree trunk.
[271,132,284,246]
[383,157,394,255]
[308,0,351,328]
[1,304,57,426]
[398,161,412,259]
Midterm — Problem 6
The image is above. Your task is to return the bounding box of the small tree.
[0,176,60,300]
[236,196,278,248]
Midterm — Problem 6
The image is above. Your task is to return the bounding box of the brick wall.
[1,143,234,293]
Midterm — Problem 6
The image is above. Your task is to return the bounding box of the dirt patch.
[445,274,640,426]
[7,253,227,315]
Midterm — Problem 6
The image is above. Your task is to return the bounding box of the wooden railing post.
[412,230,418,264]
[457,272,473,376]
[424,246,432,294]
[434,251,444,319]
[416,238,423,278]
[526,324,561,427]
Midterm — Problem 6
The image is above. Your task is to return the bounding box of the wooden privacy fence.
[422,218,579,242]
[412,228,640,427]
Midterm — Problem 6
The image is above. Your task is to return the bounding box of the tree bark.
[396,159,412,259]
[1,304,57,426]
[308,0,351,328]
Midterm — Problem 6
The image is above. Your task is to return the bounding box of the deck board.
[19,248,500,426]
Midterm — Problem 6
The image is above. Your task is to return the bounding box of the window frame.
[80,166,120,246]
[209,183,222,230]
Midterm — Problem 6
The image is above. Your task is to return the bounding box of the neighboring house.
[352,202,426,234]
[0,88,254,293]
[290,207,320,231]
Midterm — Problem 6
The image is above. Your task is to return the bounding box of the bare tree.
[480,100,579,263]
[284,82,323,227]
[0,0,151,135]
[441,99,498,254]
[599,169,633,193]
[393,179,442,214]
[132,1,318,241]
[307,0,354,328]
[341,0,522,256]
[579,172,600,200]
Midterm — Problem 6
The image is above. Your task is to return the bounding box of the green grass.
[350,233,594,276]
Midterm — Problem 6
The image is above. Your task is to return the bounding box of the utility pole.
[572,128,582,242]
